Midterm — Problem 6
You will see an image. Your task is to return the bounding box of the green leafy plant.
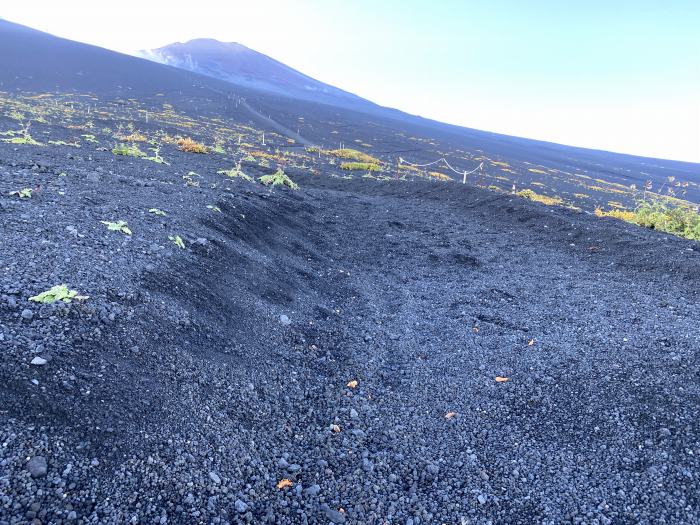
[101,220,132,235]
[10,188,32,199]
[1,122,41,145]
[148,208,167,216]
[211,142,226,154]
[144,145,169,164]
[112,143,145,157]
[81,134,99,143]
[29,284,87,304]
[207,204,222,213]
[259,169,299,190]
[169,235,186,249]
[218,162,254,182]
[629,200,699,240]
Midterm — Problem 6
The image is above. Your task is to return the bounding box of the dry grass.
[517,189,563,206]
[177,137,208,154]
[328,148,381,164]
[119,132,147,142]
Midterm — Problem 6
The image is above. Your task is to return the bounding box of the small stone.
[26,456,48,478]
[304,484,320,496]
[321,504,346,524]
[30,357,47,366]
[234,499,248,513]
[21,309,34,320]
[67,511,77,521]
[350,408,359,419]
[279,314,291,326]
[477,494,487,505]
[209,471,221,484]
[659,427,671,438]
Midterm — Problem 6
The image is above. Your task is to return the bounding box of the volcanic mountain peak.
[140,38,372,108]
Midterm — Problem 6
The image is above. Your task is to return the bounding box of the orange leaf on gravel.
[346,380,358,389]
[277,479,293,489]
[528,339,536,346]
[331,424,341,433]
[495,376,510,383]
[445,411,457,420]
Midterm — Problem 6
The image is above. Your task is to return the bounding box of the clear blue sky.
[3,1,699,161]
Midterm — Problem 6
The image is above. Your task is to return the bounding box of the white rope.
[398,157,483,184]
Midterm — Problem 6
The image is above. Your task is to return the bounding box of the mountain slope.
[0,19,235,95]
[141,39,376,110]
[0,18,699,525]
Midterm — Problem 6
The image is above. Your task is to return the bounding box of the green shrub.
[112,143,145,157]
[340,162,381,172]
[633,200,700,240]
[259,169,299,190]
[218,162,254,182]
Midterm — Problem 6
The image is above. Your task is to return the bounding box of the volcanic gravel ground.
[1,141,699,524]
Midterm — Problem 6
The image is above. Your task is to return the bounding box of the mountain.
[1,18,699,524]
[140,39,376,110]
[0,18,698,203]
[0,19,238,95]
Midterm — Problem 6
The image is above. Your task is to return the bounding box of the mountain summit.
[141,39,374,109]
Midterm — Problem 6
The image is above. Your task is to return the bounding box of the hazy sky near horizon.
[3,1,699,162]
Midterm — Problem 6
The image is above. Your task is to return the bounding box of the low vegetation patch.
[1,123,41,145]
[29,284,86,304]
[218,162,254,182]
[169,235,186,249]
[101,220,132,235]
[112,143,146,157]
[259,169,299,190]
[596,200,700,241]
[9,188,33,199]
[144,145,169,164]
[328,148,381,164]
[119,131,148,142]
[517,189,563,206]
[341,162,382,172]
[177,137,208,154]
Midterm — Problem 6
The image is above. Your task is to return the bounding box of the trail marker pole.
[462,171,467,184]
[262,132,265,146]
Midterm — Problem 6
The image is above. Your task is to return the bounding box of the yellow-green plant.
[101,220,132,235]
[112,143,145,157]
[30,284,86,304]
[169,235,186,249]
[340,162,381,172]
[10,188,32,199]
[218,162,254,182]
[259,169,299,190]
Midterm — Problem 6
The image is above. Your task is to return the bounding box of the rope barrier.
[398,157,484,184]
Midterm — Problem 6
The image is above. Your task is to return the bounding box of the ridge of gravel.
[1,137,699,524]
